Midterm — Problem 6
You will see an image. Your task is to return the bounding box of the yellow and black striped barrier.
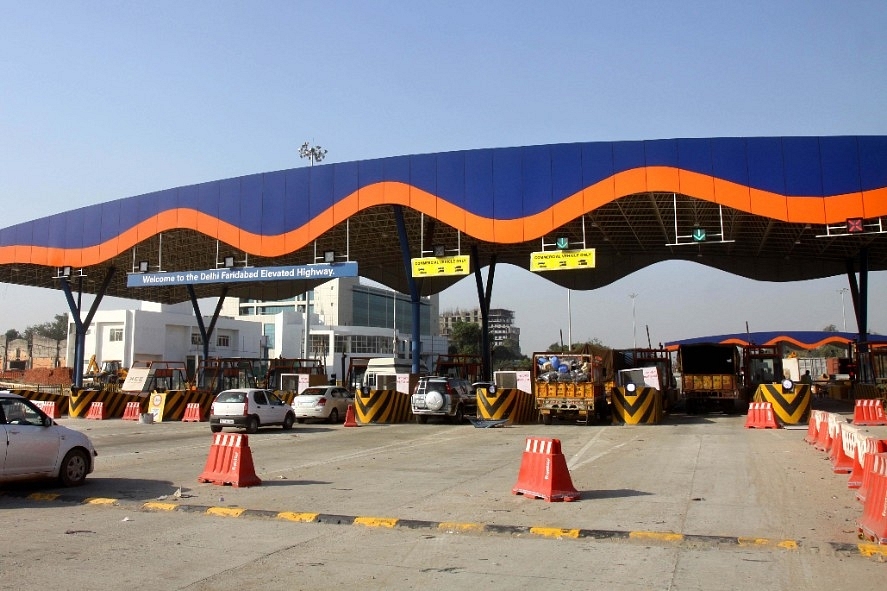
[354,389,412,423]
[476,388,536,424]
[753,384,811,425]
[69,387,145,418]
[611,387,662,424]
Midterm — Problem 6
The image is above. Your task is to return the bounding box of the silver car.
[0,391,97,487]
[293,386,353,424]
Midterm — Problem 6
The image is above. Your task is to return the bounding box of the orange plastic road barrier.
[857,452,887,544]
[182,403,203,422]
[36,400,61,419]
[343,404,358,427]
[744,402,780,429]
[828,422,856,474]
[849,436,887,490]
[852,399,887,426]
[512,437,580,502]
[122,401,141,421]
[85,401,106,420]
[814,412,841,452]
[804,410,821,444]
[857,449,887,505]
[197,433,261,488]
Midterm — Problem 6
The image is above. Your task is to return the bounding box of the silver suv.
[410,376,475,423]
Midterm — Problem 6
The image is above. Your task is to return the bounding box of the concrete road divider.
[744,402,779,429]
[857,452,887,544]
[852,399,887,426]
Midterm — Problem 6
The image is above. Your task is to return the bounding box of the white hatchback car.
[0,391,97,487]
[210,388,296,433]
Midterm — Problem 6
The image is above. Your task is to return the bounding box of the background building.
[67,278,446,383]
[439,308,520,350]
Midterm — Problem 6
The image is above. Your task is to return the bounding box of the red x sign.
[846,218,864,233]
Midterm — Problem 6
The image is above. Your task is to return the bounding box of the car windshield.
[216,391,246,403]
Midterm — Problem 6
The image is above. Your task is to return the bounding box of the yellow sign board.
[411,255,471,277]
[530,249,596,271]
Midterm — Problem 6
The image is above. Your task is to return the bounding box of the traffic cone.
[512,437,580,502]
[343,404,358,427]
[86,401,106,420]
[183,403,203,422]
[197,433,261,488]
[123,401,141,421]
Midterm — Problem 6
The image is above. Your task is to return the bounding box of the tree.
[27,313,69,368]
[448,321,482,356]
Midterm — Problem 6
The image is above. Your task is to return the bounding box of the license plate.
[220,419,234,424]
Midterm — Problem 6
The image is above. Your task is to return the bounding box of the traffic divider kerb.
[197,433,261,488]
[744,402,780,429]
[512,437,580,502]
[852,399,887,426]
[814,412,842,452]
[123,401,141,421]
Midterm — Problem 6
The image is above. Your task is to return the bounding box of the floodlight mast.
[299,142,328,166]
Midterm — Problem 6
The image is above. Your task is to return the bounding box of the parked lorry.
[612,348,678,411]
[532,351,608,425]
[675,343,742,413]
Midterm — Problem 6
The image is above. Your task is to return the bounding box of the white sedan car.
[293,386,353,423]
[0,391,97,487]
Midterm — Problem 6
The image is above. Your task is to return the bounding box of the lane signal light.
[847,218,864,233]
[692,227,707,242]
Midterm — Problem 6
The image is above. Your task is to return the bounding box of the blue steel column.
[187,284,229,387]
[471,244,496,381]
[60,267,116,387]
[393,206,421,374]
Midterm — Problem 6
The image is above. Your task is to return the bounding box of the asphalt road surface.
[1,406,885,590]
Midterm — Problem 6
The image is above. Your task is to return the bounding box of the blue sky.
[1,1,885,352]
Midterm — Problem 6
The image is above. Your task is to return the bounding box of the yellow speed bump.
[530,527,581,539]
[143,502,178,511]
[278,512,319,523]
[630,531,683,543]
[206,507,246,518]
[354,517,398,529]
[28,492,60,502]
[83,497,117,506]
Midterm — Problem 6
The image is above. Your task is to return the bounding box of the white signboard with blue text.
[127,262,358,288]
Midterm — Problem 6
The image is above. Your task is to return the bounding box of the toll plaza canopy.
[664,331,887,351]
[1,135,886,305]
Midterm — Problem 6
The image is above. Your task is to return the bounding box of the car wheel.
[282,412,295,430]
[245,416,259,434]
[452,405,464,424]
[328,408,339,424]
[58,448,89,487]
[541,412,552,425]
[415,415,428,424]
[210,425,222,433]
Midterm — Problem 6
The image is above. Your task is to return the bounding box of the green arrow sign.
[556,237,569,249]
[692,227,706,242]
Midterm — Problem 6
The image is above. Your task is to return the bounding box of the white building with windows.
[68,278,447,381]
